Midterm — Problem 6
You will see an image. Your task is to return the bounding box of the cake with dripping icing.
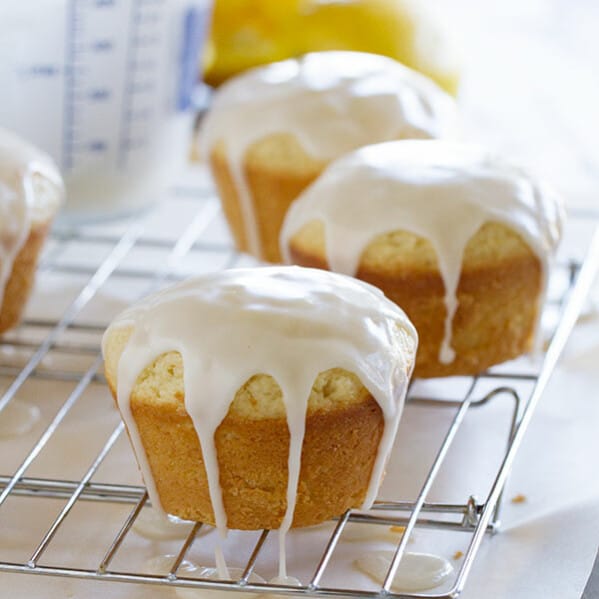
[199,51,457,263]
[0,128,63,333]
[102,267,417,533]
[280,140,564,377]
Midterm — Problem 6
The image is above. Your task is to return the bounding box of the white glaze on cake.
[0,128,63,308]
[102,266,417,574]
[199,51,457,258]
[280,140,564,363]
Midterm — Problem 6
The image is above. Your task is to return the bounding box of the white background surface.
[434,1,599,595]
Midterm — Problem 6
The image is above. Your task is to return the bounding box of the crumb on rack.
[511,493,527,504]
[453,550,464,560]
[389,525,406,534]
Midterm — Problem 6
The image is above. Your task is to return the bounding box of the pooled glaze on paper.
[133,509,196,541]
[145,557,266,599]
[280,140,564,363]
[175,565,265,599]
[145,554,195,576]
[355,550,454,592]
[0,128,63,309]
[0,398,40,438]
[199,51,457,258]
[269,574,302,587]
[102,266,417,575]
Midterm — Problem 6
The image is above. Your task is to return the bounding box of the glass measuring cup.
[0,0,212,220]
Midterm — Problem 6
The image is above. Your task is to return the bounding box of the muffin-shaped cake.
[281,141,564,378]
[102,266,417,533]
[0,128,63,333]
[199,51,457,262]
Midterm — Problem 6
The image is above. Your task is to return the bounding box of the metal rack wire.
[0,180,597,599]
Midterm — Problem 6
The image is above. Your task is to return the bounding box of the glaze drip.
[280,140,564,362]
[199,51,457,257]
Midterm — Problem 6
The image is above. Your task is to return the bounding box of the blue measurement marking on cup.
[89,140,108,152]
[64,0,133,174]
[89,88,111,101]
[21,65,60,78]
[92,39,113,52]
[118,0,165,169]
[61,0,209,171]
[62,0,78,171]
[64,0,115,171]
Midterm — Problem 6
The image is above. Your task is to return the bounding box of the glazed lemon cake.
[199,51,457,262]
[102,267,417,532]
[0,128,63,333]
[280,141,564,377]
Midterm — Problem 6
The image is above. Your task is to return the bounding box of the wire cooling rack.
[0,175,597,599]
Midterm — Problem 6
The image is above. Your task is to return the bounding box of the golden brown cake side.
[287,221,543,377]
[209,135,327,263]
[0,220,52,334]
[104,327,384,529]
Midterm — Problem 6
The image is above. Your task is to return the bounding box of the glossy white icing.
[214,542,229,579]
[133,509,196,541]
[275,530,303,582]
[281,140,564,363]
[0,128,63,309]
[199,51,457,258]
[145,557,265,599]
[175,566,265,599]
[144,554,195,575]
[355,550,454,592]
[102,266,417,574]
[269,574,302,586]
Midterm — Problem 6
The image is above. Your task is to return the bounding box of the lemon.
[204,0,460,95]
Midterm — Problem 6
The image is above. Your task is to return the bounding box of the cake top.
[199,51,457,161]
[280,140,564,363]
[0,127,64,225]
[281,140,563,270]
[105,266,417,386]
[103,266,417,538]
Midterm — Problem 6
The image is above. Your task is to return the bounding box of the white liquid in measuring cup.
[0,0,211,219]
